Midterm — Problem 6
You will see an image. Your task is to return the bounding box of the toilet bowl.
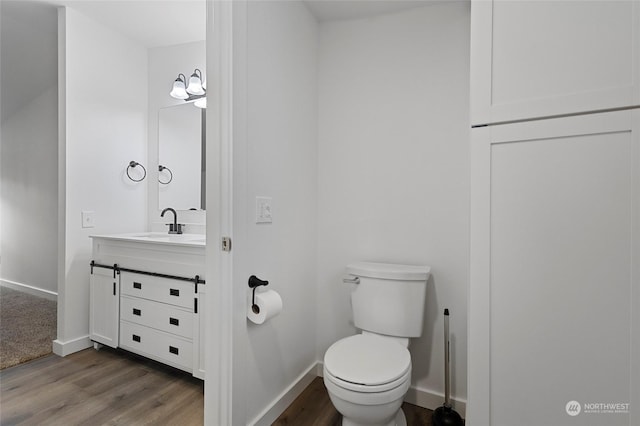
[323,334,412,426]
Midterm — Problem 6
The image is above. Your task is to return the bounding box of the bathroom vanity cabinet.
[89,233,206,379]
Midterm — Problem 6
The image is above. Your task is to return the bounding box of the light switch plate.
[82,211,96,228]
[256,197,273,223]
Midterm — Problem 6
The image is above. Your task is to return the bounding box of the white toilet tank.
[347,262,430,338]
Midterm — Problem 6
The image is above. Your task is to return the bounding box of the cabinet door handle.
[169,317,179,326]
[133,308,141,316]
[169,288,179,297]
[132,334,141,343]
[113,282,116,296]
[169,346,179,355]
[133,282,142,289]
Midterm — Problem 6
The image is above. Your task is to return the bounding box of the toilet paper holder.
[248,275,269,314]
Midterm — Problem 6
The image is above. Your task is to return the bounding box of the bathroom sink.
[91,232,206,246]
[130,232,178,239]
[130,232,205,242]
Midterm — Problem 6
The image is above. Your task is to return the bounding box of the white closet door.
[470,0,640,126]
[468,110,640,425]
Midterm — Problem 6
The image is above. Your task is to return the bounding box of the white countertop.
[90,232,206,247]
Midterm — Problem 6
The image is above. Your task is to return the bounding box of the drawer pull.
[170,288,180,297]
[133,308,141,316]
[132,334,141,343]
[169,346,179,355]
[133,282,142,289]
[169,317,179,326]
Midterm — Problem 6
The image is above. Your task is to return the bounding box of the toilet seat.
[324,334,411,393]
[324,364,411,394]
[324,368,411,408]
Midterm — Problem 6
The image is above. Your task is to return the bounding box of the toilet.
[323,262,430,426]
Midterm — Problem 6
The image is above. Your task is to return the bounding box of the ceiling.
[52,0,206,48]
[1,0,206,123]
[1,0,437,122]
[2,0,437,60]
[304,0,432,22]
[50,0,434,48]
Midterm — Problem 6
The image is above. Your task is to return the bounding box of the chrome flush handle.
[342,275,360,284]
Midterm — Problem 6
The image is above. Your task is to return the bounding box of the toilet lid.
[324,334,410,386]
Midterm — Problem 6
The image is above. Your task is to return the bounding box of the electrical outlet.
[82,211,96,228]
[256,197,273,224]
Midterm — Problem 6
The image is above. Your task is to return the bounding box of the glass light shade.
[170,78,188,100]
[194,97,207,109]
[186,72,205,96]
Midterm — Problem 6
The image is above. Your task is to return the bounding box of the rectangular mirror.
[158,103,206,210]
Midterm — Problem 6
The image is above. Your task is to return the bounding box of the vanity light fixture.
[170,68,206,108]
[186,69,205,95]
[169,73,189,99]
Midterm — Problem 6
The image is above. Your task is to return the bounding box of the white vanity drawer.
[120,296,194,339]
[120,321,193,372]
[120,272,194,309]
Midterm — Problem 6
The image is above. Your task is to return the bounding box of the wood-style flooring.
[273,377,435,426]
[0,347,204,425]
[1,347,435,425]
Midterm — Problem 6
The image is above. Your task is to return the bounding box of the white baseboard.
[1,279,57,301]
[405,386,467,418]
[249,362,318,426]
[53,335,92,357]
[316,361,466,418]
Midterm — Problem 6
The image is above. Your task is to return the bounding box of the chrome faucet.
[161,207,183,234]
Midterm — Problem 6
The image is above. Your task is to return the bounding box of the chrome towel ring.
[158,165,173,185]
[126,161,146,182]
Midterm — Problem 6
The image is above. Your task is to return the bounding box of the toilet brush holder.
[432,308,464,426]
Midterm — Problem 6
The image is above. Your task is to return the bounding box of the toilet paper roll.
[247,289,283,324]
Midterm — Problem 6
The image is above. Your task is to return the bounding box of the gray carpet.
[0,286,57,370]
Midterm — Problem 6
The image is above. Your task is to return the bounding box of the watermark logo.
[565,400,630,416]
[565,401,581,416]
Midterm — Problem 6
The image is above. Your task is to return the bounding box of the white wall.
[1,88,58,295]
[55,6,148,355]
[316,1,470,409]
[1,1,58,123]
[0,1,58,297]
[147,41,206,233]
[230,1,319,424]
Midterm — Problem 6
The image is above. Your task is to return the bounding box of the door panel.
[470,0,640,125]
[469,110,639,425]
[89,267,119,348]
